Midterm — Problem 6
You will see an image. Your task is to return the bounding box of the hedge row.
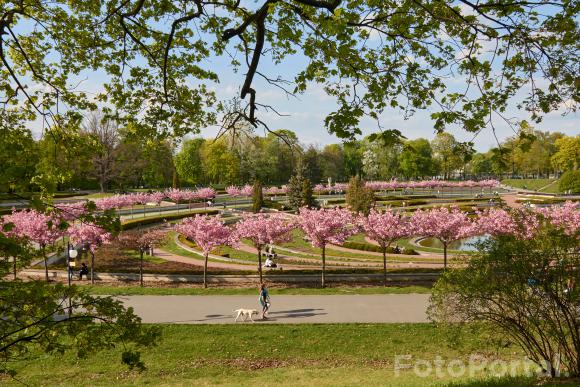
[122,209,219,230]
[341,241,418,255]
[374,195,437,201]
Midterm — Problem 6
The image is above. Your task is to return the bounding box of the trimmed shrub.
[342,241,383,253]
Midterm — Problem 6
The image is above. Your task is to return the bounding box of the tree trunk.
[13,255,17,280]
[443,242,448,270]
[91,250,95,285]
[382,248,387,287]
[321,245,326,288]
[257,248,263,283]
[140,249,144,287]
[203,253,208,288]
[42,245,49,282]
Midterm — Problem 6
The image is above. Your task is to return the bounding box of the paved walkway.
[118,294,430,324]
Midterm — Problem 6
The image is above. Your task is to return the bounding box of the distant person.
[78,263,89,280]
[264,257,277,268]
[394,245,401,254]
[259,283,271,319]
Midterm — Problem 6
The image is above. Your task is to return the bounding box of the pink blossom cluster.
[94,193,153,210]
[265,186,287,195]
[54,202,88,221]
[226,185,241,197]
[364,179,499,191]
[234,213,296,249]
[2,209,64,247]
[474,207,541,239]
[411,207,475,243]
[360,209,411,249]
[68,223,112,252]
[92,188,217,209]
[240,185,254,197]
[297,207,357,248]
[538,201,580,236]
[175,215,234,255]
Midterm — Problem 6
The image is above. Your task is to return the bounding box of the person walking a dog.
[259,283,271,319]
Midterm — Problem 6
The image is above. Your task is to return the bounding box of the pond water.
[418,235,490,251]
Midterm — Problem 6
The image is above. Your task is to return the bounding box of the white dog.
[233,308,259,322]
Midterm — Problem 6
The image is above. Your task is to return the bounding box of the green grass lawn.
[83,285,432,296]
[538,179,562,194]
[4,323,552,386]
[501,178,558,191]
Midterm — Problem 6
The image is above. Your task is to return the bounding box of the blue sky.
[196,54,579,151]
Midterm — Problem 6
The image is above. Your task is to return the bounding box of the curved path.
[172,235,445,270]
[118,294,430,324]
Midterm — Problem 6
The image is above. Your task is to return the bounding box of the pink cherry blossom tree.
[360,209,412,286]
[411,207,474,269]
[120,228,168,286]
[297,207,357,287]
[8,209,64,282]
[226,185,240,207]
[165,188,186,214]
[538,201,579,237]
[234,214,295,282]
[475,208,519,236]
[477,208,542,240]
[176,216,234,287]
[68,223,112,284]
[240,184,253,198]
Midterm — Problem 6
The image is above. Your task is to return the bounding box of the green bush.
[122,210,219,230]
[559,170,580,193]
[342,241,383,253]
[346,176,375,215]
[402,248,418,255]
[326,198,346,205]
[374,195,436,201]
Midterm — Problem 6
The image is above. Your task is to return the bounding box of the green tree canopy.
[2,0,576,142]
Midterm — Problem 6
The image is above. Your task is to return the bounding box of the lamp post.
[67,243,78,315]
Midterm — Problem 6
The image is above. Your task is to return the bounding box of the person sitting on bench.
[78,263,89,280]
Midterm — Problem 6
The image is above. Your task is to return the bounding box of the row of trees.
[173,127,580,185]
[175,202,579,288]
[2,112,177,193]
[3,113,578,193]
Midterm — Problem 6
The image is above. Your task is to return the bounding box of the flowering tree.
[234,214,295,282]
[539,201,580,237]
[195,187,217,201]
[68,223,112,284]
[475,208,519,237]
[361,209,411,286]
[175,216,233,287]
[297,207,357,288]
[412,207,474,269]
[8,210,64,282]
[477,207,542,240]
[120,228,168,287]
[226,185,241,197]
[165,188,186,214]
[240,184,253,198]
[54,202,88,222]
